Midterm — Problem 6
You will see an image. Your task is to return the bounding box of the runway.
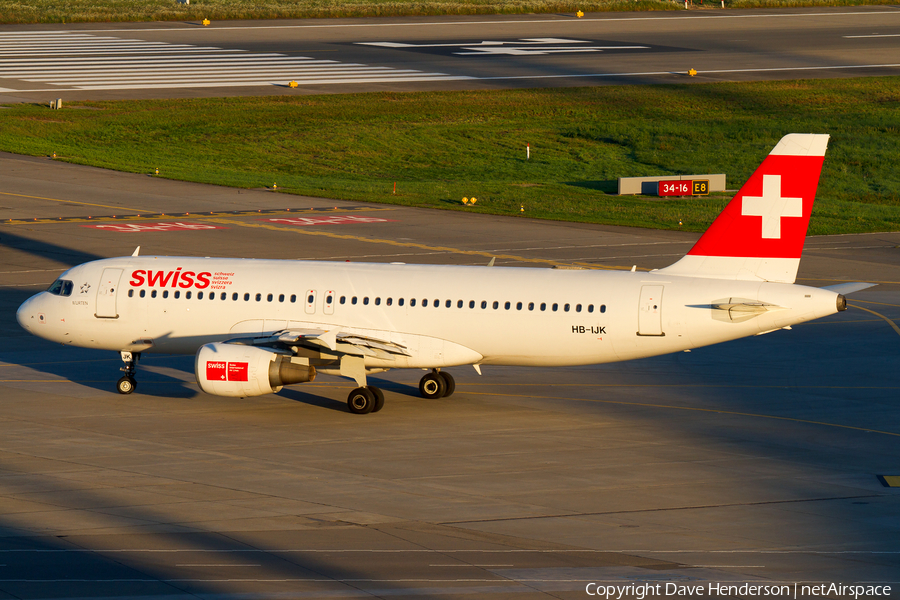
[1,6,900,101]
[1,152,899,598]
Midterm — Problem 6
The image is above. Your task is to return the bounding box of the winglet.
[660,134,829,284]
[132,246,141,257]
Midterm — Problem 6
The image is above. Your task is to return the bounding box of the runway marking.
[358,38,650,56]
[849,304,900,338]
[206,218,630,270]
[82,221,227,232]
[0,191,147,213]
[263,215,396,226]
[0,32,470,92]
[2,206,394,226]
[844,33,900,38]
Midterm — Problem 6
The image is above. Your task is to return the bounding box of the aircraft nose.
[16,296,35,331]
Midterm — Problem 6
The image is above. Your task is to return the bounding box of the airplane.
[16,133,873,414]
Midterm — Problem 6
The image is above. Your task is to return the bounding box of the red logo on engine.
[206,361,248,382]
[228,362,248,382]
[206,361,227,381]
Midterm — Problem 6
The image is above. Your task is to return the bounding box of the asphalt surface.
[1,151,899,599]
[1,6,900,102]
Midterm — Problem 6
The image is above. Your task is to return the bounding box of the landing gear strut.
[117,351,139,394]
[419,369,454,399]
[347,385,385,414]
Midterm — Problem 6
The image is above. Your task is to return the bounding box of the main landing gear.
[347,386,385,415]
[116,351,140,394]
[419,369,455,399]
[345,369,455,414]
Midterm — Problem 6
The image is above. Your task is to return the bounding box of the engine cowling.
[195,342,316,397]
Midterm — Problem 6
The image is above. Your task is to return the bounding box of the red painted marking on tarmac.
[81,222,227,232]
[262,216,397,226]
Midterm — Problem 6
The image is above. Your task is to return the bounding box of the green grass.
[1,0,896,24]
[2,78,900,234]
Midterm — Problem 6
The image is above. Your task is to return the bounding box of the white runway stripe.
[0,31,464,91]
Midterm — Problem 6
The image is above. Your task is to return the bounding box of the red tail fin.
[660,134,828,284]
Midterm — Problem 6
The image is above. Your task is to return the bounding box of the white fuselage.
[17,256,842,369]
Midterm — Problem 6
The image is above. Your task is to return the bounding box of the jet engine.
[195,342,315,397]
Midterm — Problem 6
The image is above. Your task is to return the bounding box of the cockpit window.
[47,279,74,297]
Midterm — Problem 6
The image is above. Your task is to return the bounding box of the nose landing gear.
[117,351,140,394]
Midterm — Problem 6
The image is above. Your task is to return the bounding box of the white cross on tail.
[740,174,803,239]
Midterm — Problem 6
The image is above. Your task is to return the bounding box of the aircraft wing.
[230,328,412,361]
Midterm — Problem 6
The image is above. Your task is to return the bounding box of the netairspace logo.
[584,582,892,599]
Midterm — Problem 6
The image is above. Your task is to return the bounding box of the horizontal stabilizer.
[821,282,877,295]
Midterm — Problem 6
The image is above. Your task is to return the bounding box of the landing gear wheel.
[347,387,376,414]
[438,372,455,397]
[368,386,385,413]
[419,372,446,399]
[116,376,136,395]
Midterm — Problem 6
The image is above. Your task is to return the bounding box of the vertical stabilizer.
[659,134,828,283]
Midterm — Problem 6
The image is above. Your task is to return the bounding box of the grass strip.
[2,78,899,234]
[1,0,897,24]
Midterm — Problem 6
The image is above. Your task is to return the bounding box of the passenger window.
[600,304,607,313]
[232,293,238,301]
[446,300,451,308]
[469,300,475,309]
[307,294,314,304]
[163,291,169,299]
[457,300,463,308]
[492,301,499,309]
[140,289,146,298]
[186,291,192,299]
[588,304,594,313]
[375,297,381,306]
[411,298,416,307]
[152,290,158,298]
[363,297,369,305]
[352,297,358,305]
[244,293,250,301]
[254,293,260,301]
[552,303,558,312]
[128,289,134,298]
[564,303,570,312]
[291,294,297,303]
[481,301,487,309]
[399,298,405,306]
[504,301,510,310]
[267,293,273,302]
[422,299,428,307]
[540,303,546,311]
[576,304,582,312]
[174,291,181,299]
[219,292,224,300]
[198,292,204,300]
[516,302,522,310]
[386,298,392,306]
[528,302,534,311]
[326,294,333,304]
[279,294,285,302]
